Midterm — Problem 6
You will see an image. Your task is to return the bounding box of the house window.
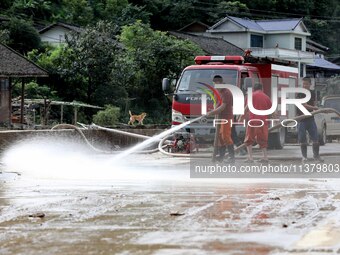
[250,34,263,48]
[295,37,302,50]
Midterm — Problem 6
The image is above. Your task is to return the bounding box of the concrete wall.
[265,34,291,49]
[265,33,306,50]
[221,33,248,49]
[295,23,307,33]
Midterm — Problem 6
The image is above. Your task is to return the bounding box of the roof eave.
[247,29,265,33]
[206,30,247,33]
[265,31,311,36]
[0,74,49,78]
[39,22,81,34]
[296,19,310,34]
[38,24,56,34]
[209,16,247,31]
[209,17,229,30]
[307,39,329,51]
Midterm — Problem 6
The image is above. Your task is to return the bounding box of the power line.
[185,5,340,23]
[194,1,340,20]
[247,8,340,20]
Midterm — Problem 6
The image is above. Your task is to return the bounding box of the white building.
[205,16,316,76]
[207,16,310,50]
[39,22,82,45]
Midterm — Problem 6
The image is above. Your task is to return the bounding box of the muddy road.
[1,140,340,254]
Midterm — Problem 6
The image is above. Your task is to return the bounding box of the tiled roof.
[0,43,48,77]
[256,18,302,31]
[169,31,244,55]
[228,16,264,31]
[210,15,306,32]
[307,56,340,70]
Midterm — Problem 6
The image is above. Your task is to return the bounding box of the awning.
[307,56,340,70]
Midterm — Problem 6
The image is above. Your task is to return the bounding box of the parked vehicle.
[313,110,327,145]
[321,95,340,142]
[163,55,301,149]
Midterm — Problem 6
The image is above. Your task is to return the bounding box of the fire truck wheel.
[268,128,286,149]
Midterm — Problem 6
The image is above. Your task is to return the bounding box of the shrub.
[92,105,120,126]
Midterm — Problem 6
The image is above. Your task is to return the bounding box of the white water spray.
[111,116,203,161]
[1,117,201,180]
[0,117,203,180]
[1,137,191,180]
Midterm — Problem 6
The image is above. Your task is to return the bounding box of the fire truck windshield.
[177,69,238,92]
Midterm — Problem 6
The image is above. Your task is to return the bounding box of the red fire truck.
[162,55,301,149]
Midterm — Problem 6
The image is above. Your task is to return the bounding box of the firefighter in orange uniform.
[207,75,235,163]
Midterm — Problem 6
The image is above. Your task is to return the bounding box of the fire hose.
[51,108,340,159]
[51,123,170,154]
[157,108,340,159]
[89,123,170,154]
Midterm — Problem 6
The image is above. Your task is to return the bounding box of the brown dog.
[128,111,147,125]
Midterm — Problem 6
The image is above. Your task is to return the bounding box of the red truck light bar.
[194,56,244,65]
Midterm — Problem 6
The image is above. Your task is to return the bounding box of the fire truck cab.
[162,55,300,149]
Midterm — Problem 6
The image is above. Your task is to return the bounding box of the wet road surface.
[1,141,340,254]
[2,173,340,254]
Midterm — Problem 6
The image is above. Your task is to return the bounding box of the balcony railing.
[250,48,315,64]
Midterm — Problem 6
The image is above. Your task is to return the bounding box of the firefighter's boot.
[301,144,308,163]
[217,146,226,162]
[312,143,324,163]
[225,145,235,164]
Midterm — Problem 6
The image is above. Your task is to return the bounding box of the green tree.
[0,0,12,9]
[12,80,57,99]
[0,29,10,44]
[119,21,204,122]
[60,0,94,26]
[103,0,128,17]
[9,0,52,20]
[28,21,127,122]
[114,4,151,27]
[61,21,126,107]
[129,0,240,30]
[28,44,64,70]
[12,81,58,125]
[219,1,249,13]
[27,45,73,102]
[207,1,249,23]
[4,17,41,54]
[24,81,57,99]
